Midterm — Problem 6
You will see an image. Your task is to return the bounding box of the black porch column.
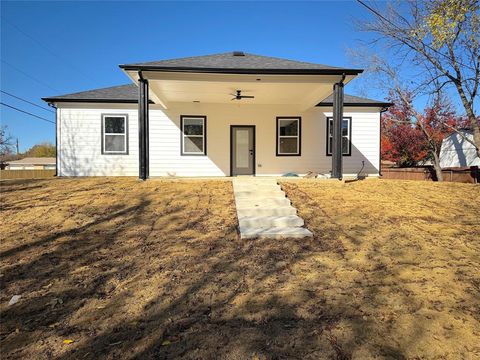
[331,79,344,179]
[138,74,149,180]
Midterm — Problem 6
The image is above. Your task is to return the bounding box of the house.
[381,160,396,168]
[440,130,480,168]
[6,157,56,170]
[42,52,390,179]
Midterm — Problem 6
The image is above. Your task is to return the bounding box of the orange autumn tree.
[381,93,427,167]
[382,90,459,180]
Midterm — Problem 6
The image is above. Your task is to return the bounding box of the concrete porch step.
[236,206,297,218]
[238,215,304,228]
[234,189,286,198]
[233,185,282,192]
[240,227,313,239]
[232,179,280,185]
[235,197,291,207]
[232,178,311,239]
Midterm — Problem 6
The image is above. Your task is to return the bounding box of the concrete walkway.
[232,177,313,239]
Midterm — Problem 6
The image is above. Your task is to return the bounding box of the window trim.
[101,114,129,155]
[326,116,352,157]
[180,115,207,156]
[276,116,301,156]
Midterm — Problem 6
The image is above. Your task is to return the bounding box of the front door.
[231,126,255,176]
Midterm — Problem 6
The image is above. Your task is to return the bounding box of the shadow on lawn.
[0,202,149,259]
[0,179,443,359]
[50,238,363,360]
[1,196,154,340]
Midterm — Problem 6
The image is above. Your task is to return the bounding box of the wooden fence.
[0,170,56,180]
[381,166,479,184]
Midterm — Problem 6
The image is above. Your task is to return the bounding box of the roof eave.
[42,98,152,104]
[316,102,393,108]
[118,65,363,76]
[43,98,389,107]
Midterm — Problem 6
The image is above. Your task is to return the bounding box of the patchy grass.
[281,179,480,359]
[0,178,479,359]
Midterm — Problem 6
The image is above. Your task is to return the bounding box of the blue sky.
[2,1,390,151]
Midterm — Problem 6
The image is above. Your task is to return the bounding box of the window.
[326,117,351,156]
[276,117,301,156]
[102,115,128,154]
[181,116,206,155]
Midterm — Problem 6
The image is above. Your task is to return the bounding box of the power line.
[2,17,96,83]
[1,90,55,113]
[1,102,55,125]
[356,0,476,72]
[1,59,62,93]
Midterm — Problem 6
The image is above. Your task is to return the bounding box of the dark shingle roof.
[43,84,139,103]
[317,93,391,107]
[43,83,390,108]
[119,52,362,75]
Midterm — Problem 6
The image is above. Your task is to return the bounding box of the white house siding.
[150,103,380,177]
[439,131,480,168]
[319,107,381,176]
[57,103,139,176]
[56,102,381,177]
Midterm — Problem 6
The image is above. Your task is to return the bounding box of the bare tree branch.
[355,0,480,159]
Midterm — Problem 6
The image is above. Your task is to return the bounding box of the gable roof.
[119,51,363,75]
[317,93,392,107]
[43,83,389,108]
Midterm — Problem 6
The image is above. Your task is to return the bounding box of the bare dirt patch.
[0,178,479,359]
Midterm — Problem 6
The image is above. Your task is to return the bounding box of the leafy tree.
[0,126,17,169]
[24,142,56,157]
[357,0,480,158]
[382,90,458,180]
[419,93,459,179]
[382,101,427,166]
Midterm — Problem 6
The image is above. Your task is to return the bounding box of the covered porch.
[119,52,363,180]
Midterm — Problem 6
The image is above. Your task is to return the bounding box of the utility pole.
[16,138,19,154]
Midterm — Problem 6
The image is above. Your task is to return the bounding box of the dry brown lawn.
[0,178,479,359]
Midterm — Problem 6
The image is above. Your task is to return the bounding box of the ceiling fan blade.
[241,95,255,99]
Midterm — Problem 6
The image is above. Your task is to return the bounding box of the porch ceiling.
[124,70,355,110]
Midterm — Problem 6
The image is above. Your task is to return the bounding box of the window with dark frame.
[181,116,206,155]
[326,117,351,156]
[277,117,301,156]
[102,115,128,154]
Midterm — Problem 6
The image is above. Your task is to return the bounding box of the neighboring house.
[6,157,56,170]
[381,160,396,168]
[42,52,390,179]
[440,130,480,168]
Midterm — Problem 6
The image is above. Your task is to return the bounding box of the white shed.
[439,130,479,168]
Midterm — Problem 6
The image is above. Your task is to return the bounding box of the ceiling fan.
[231,90,254,101]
